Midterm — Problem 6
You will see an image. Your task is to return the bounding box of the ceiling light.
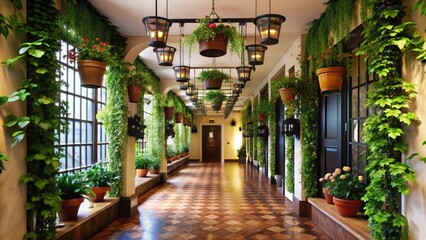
[153,46,176,66]
[253,0,285,45]
[246,44,267,65]
[236,66,252,81]
[142,0,172,48]
[173,66,190,81]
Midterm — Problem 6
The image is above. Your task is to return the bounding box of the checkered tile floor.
[90,162,330,240]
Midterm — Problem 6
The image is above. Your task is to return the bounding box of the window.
[56,41,108,173]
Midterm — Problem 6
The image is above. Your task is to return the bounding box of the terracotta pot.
[279,88,296,105]
[203,78,223,90]
[258,113,266,122]
[164,107,175,119]
[199,34,228,57]
[92,186,111,202]
[333,197,362,217]
[211,101,223,111]
[183,116,189,126]
[59,196,84,221]
[167,157,174,164]
[175,112,182,123]
[149,168,160,174]
[316,66,346,94]
[128,86,142,103]
[78,60,107,88]
[136,169,149,177]
[322,188,334,205]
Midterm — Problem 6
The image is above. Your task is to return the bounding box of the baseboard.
[225,159,238,161]
[293,195,311,217]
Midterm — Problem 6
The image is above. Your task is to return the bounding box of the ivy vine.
[358,0,426,239]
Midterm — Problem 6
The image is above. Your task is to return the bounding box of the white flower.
[340,174,347,179]
[324,173,332,180]
[319,178,324,182]
[358,175,364,182]
[343,166,351,172]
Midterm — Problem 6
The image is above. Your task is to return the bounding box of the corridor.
[90,162,330,239]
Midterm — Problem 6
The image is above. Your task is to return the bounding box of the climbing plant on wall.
[357,0,426,239]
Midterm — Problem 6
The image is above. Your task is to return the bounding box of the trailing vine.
[285,136,295,193]
[358,0,426,239]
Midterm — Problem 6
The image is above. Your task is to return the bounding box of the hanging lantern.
[189,89,198,102]
[234,78,245,89]
[153,46,176,66]
[282,118,300,137]
[142,16,172,48]
[236,66,253,81]
[173,65,191,82]
[254,14,286,45]
[179,81,190,90]
[246,44,267,65]
[186,84,195,96]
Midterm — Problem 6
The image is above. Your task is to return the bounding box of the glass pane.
[360,85,367,117]
[87,146,93,165]
[67,121,74,143]
[351,55,359,87]
[351,144,359,173]
[351,88,358,118]
[74,121,81,144]
[67,146,74,169]
[74,96,81,119]
[359,118,366,143]
[359,144,367,177]
[359,54,367,85]
[81,146,87,167]
[75,146,81,168]
[67,95,74,118]
[86,123,93,143]
[351,119,359,142]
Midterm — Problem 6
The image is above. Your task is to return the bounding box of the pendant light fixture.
[253,0,286,45]
[142,0,172,48]
[173,23,191,82]
[246,0,267,66]
[236,23,253,81]
[179,81,190,90]
[154,46,176,66]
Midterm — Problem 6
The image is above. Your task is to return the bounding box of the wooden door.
[202,125,221,162]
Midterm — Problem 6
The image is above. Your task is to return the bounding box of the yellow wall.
[403,1,426,239]
[0,1,27,239]
[189,112,242,161]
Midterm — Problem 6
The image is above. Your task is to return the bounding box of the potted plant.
[237,146,246,163]
[166,147,174,164]
[163,96,175,120]
[182,146,189,156]
[316,46,351,94]
[185,16,243,58]
[319,172,334,204]
[65,36,112,88]
[57,172,94,221]
[135,151,150,177]
[256,99,273,122]
[276,75,298,106]
[84,161,115,202]
[127,67,144,103]
[328,166,365,217]
[204,90,227,111]
[198,69,230,89]
[148,157,161,174]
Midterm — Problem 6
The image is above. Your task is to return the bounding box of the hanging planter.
[258,113,267,122]
[204,90,227,111]
[211,102,223,111]
[175,112,183,123]
[316,66,346,94]
[183,116,189,126]
[279,88,296,105]
[164,107,174,119]
[199,34,228,57]
[127,86,142,103]
[78,60,107,88]
[198,69,230,90]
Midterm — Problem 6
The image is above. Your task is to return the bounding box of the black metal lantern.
[186,84,195,96]
[179,81,189,90]
[236,66,253,81]
[173,65,191,82]
[254,14,286,45]
[234,78,245,89]
[246,44,267,65]
[142,15,172,48]
[282,118,300,137]
[153,46,176,66]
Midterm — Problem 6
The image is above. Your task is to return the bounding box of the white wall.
[0,1,27,239]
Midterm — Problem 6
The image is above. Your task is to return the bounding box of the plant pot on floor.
[238,155,246,163]
[78,60,107,88]
[279,88,296,105]
[322,188,334,205]
[333,197,362,217]
[59,196,84,221]
[316,66,346,94]
[199,34,228,57]
[128,86,142,103]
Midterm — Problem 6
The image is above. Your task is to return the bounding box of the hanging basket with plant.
[198,69,230,89]
[127,67,145,103]
[185,16,243,58]
[65,36,112,88]
[204,90,227,111]
[275,75,299,106]
[315,46,351,94]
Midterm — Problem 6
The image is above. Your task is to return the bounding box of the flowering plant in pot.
[316,46,351,94]
[185,16,243,58]
[204,90,227,111]
[328,166,365,217]
[65,36,113,88]
[319,172,334,204]
[198,69,230,89]
[274,75,299,106]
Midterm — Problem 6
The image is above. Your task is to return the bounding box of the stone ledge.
[309,198,371,240]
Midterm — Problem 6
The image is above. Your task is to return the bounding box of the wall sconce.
[231,119,236,126]
[239,126,242,131]
[153,46,176,66]
[282,118,300,137]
